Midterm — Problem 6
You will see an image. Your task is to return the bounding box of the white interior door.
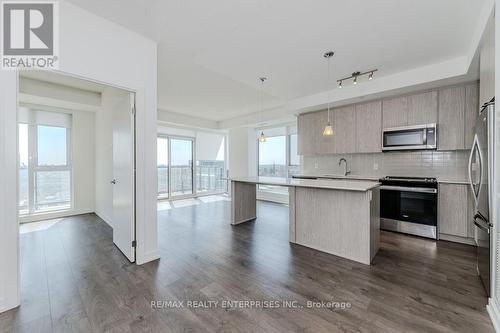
[112,91,135,262]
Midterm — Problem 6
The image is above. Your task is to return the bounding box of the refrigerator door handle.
[474,218,490,234]
[468,137,478,203]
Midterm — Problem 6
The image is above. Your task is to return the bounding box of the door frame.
[16,71,138,255]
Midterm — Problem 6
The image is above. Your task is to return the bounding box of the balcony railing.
[157,162,227,197]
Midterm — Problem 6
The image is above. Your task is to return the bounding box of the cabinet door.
[382,96,408,128]
[297,112,316,156]
[480,15,495,106]
[334,105,356,153]
[355,101,382,153]
[407,91,438,125]
[438,86,465,150]
[318,110,335,154]
[298,111,335,155]
[464,83,479,149]
[438,184,468,237]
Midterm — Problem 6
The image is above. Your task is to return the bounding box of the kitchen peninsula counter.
[230,177,381,265]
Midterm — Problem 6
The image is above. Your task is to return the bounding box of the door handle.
[111,179,117,185]
[474,219,490,234]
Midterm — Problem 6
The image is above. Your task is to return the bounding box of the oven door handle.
[380,185,437,194]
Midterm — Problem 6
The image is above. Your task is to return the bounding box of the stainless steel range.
[379,176,438,239]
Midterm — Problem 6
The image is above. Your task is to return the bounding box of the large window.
[257,126,300,193]
[196,132,226,194]
[157,137,169,198]
[170,138,194,196]
[157,130,227,199]
[258,136,287,178]
[157,136,194,199]
[18,110,72,215]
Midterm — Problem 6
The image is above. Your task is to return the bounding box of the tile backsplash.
[301,150,469,181]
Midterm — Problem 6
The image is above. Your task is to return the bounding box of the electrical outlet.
[373,163,378,170]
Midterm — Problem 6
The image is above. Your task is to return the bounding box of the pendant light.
[323,51,334,136]
[258,77,268,143]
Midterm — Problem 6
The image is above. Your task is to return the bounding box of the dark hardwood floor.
[0,198,494,332]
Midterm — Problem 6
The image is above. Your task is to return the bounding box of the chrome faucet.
[338,158,351,176]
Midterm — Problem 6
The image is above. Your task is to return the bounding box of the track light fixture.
[337,69,377,87]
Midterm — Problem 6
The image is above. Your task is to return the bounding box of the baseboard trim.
[256,191,289,205]
[94,210,113,228]
[439,233,476,246]
[487,298,500,332]
[19,208,94,223]
[0,295,20,314]
[137,250,160,265]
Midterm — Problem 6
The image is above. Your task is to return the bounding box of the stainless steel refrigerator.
[468,98,495,296]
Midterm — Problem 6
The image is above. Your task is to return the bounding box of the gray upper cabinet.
[297,82,477,156]
[319,110,336,154]
[464,83,479,149]
[297,112,316,156]
[382,96,408,128]
[355,101,382,153]
[297,110,334,156]
[407,91,438,125]
[334,105,356,154]
[438,86,465,151]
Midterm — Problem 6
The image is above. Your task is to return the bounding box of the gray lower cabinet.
[355,101,382,153]
[438,183,475,243]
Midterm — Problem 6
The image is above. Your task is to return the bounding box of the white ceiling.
[66,0,489,122]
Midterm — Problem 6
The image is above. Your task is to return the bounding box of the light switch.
[314,162,318,169]
[373,163,378,170]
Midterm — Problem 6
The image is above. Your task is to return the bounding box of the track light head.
[369,72,374,80]
[338,81,342,89]
[323,51,334,58]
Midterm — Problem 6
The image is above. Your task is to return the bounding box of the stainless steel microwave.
[382,124,437,151]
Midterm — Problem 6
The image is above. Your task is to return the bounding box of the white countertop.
[230,176,381,192]
[293,174,380,181]
[293,174,469,185]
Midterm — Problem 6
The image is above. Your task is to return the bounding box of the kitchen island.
[230,177,381,265]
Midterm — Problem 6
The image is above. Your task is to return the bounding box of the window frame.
[256,125,299,180]
[157,134,197,200]
[19,120,73,216]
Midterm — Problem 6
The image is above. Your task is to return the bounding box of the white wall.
[0,1,158,313]
[227,127,256,178]
[0,71,19,313]
[72,111,96,214]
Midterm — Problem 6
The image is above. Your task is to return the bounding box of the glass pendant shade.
[258,131,266,142]
[323,122,334,136]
